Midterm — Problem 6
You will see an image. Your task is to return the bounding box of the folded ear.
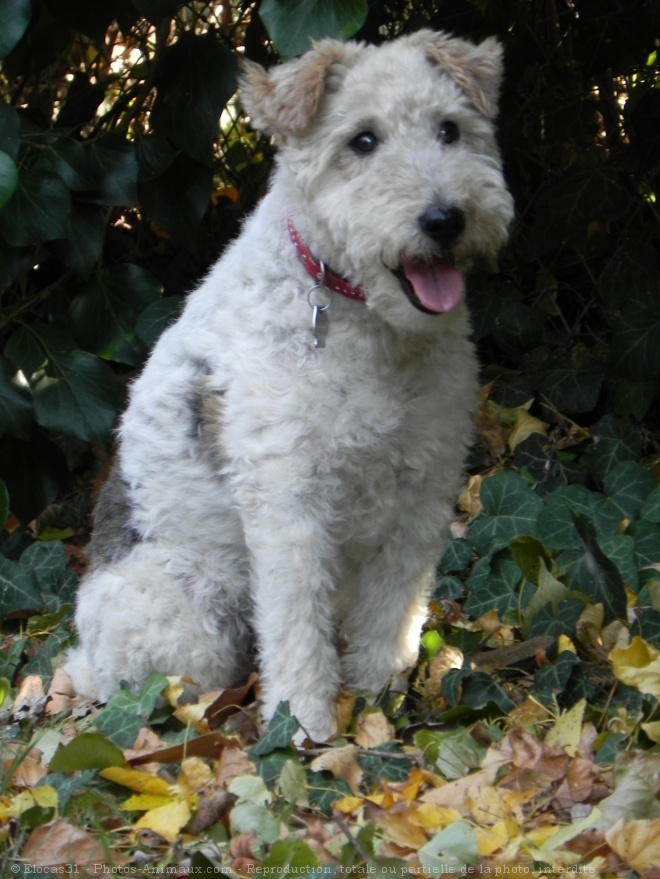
[411,30,505,119]
[241,40,351,137]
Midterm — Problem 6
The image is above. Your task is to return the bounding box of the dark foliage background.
[1,0,659,688]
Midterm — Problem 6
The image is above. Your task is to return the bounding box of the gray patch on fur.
[88,467,142,570]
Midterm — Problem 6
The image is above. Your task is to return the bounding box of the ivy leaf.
[536,357,604,414]
[0,0,33,59]
[48,203,106,276]
[0,150,18,208]
[70,264,163,365]
[260,0,368,57]
[567,512,627,624]
[641,485,660,524]
[0,555,42,615]
[86,135,138,206]
[30,349,118,443]
[252,702,299,755]
[0,169,71,245]
[138,154,212,250]
[492,301,545,356]
[533,650,581,705]
[438,537,473,573]
[611,301,660,381]
[260,839,321,872]
[135,297,183,349]
[468,471,543,555]
[151,31,238,164]
[306,771,352,816]
[629,520,660,569]
[464,554,529,617]
[0,354,33,439]
[535,485,621,551]
[36,138,95,191]
[585,415,641,483]
[604,461,656,519]
[49,732,125,772]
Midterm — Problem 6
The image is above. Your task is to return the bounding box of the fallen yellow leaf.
[380,810,427,849]
[121,793,173,811]
[408,803,462,831]
[609,636,660,698]
[605,818,660,871]
[100,765,172,797]
[333,796,364,814]
[354,710,394,748]
[310,744,363,795]
[507,406,547,453]
[545,698,586,757]
[134,798,191,843]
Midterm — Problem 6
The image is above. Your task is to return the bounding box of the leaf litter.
[2,399,660,877]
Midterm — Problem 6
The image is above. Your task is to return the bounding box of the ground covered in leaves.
[2,393,660,878]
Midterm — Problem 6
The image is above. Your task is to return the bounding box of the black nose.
[418,205,465,249]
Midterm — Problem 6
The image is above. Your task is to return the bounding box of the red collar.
[287,218,366,303]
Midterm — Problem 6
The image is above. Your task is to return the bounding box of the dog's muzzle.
[393,206,466,315]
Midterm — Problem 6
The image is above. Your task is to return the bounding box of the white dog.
[66,30,513,742]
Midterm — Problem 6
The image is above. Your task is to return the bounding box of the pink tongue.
[402,259,465,313]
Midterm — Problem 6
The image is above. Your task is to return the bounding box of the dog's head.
[242,30,514,332]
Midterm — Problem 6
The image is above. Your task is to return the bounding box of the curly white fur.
[66,30,514,742]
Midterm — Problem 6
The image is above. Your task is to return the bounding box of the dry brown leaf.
[502,728,569,782]
[45,666,78,715]
[21,819,130,873]
[421,746,511,812]
[354,710,394,748]
[128,731,234,766]
[216,744,257,789]
[13,674,47,721]
[553,758,595,809]
[310,744,363,795]
[457,473,483,517]
[606,818,660,872]
[9,749,47,788]
[205,672,258,729]
[380,808,428,850]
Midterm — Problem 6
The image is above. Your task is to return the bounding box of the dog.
[66,29,514,742]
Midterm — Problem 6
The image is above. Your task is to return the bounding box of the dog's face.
[243,31,514,332]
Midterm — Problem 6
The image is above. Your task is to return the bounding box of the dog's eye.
[439,121,460,145]
[350,131,379,154]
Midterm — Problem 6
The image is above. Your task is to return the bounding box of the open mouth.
[393,258,465,315]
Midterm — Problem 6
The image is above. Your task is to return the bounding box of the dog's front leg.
[243,503,342,742]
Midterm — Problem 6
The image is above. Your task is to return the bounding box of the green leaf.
[0,554,42,615]
[464,554,527,617]
[629,520,660,569]
[641,484,660,524]
[509,535,553,585]
[0,0,33,58]
[0,354,33,439]
[492,301,545,356]
[604,460,657,519]
[566,513,627,623]
[533,650,581,705]
[261,839,321,872]
[20,541,77,609]
[536,357,604,414]
[611,301,660,381]
[535,485,621,551]
[461,671,516,714]
[151,32,238,163]
[0,102,21,159]
[585,415,641,483]
[86,135,138,206]
[0,169,71,245]
[138,154,212,250]
[136,672,169,717]
[419,821,479,874]
[468,471,543,555]
[0,236,32,295]
[49,732,125,772]
[260,0,368,57]
[36,138,94,191]
[0,479,7,529]
[306,771,351,816]
[0,434,68,524]
[48,203,106,276]
[30,349,118,443]
[0,150,18,208]
[94,692,148,749]
[528,598,586,638]
[439,537,472,572]
[414,728,485,780]
[70,264,163,365]
[136,134,180,182]
[135,297,184,349]
[252,702,300,755]
[608,376,657,420]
